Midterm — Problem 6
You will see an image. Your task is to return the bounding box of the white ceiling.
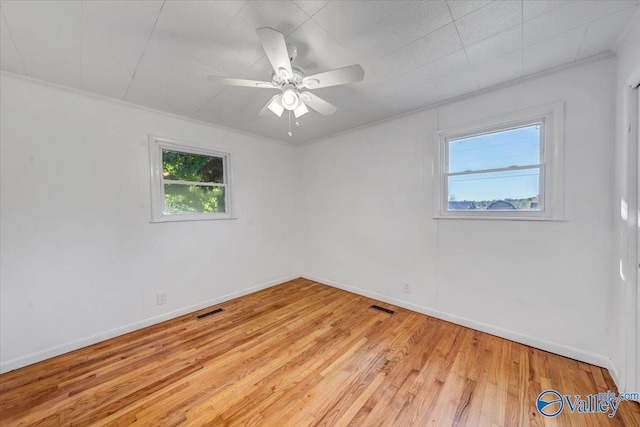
[1,1,638,144]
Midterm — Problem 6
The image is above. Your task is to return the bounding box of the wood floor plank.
[1,279,639,426]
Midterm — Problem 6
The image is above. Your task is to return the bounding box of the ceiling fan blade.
[300,92,337,116]
[256,27,293,80]
[208,76,276,89]
[302,64,365,89]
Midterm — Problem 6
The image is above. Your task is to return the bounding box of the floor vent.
[195,308,224,320]
[370,305,396,315]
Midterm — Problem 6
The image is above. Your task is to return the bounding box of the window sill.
[151,216,238,223]
[433,215,566,222]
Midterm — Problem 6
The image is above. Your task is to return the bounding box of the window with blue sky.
[446,124,542,211]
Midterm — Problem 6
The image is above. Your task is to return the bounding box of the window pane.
[162,150,224,183]
[448,168,540,211]
[163,184,225,214]
[448,124,541,173]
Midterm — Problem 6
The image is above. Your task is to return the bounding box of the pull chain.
[288,111,292,136]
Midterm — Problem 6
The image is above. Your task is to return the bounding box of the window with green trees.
[150,137,231,222]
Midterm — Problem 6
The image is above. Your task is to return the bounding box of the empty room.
[2,0,640,425]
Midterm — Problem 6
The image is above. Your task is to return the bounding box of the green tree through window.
[162,150,226,214]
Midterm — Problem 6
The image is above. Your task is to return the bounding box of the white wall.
[0,73,301,372]
[300,58,616,368]
[611,16,640,392]
[0,52,627,379]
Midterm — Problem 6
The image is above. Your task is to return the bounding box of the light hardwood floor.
[1,278,639,426]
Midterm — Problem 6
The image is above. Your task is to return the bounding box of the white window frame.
[433,102,564,221]
[149,135,232,223]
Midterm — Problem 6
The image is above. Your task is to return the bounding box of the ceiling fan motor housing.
[272,66,305,88]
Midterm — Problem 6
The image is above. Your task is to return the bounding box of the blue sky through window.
[448,124,540,202]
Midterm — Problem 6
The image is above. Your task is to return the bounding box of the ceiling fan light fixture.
[293,102,308,118]
[281,86,299,110]
[267,96,284,117]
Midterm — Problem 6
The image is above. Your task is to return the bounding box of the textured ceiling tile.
[590,1,639,20]
[343,103,398,128]
[236,97,273,117]
[188,0,248,23]
[193,86,265,121]
[1,0,81,87]
[366,48,418,80]
[124,70,181,112]
[253,111,345,143]
[411,82,450,106]
[383,0,453,45]
[312,0,397,39]
[577,8,637,59]
[198,43,255,78]
[0,10,25,74]
[161,79,215,117]
[523,0,568,22]
[236,0,309,36]
[128,75,214,118]
[186,62,224,89]
[133,0,245,84]
[237,114,290,140]
[312,85,373,110]
[134,44,201,82]
[472,50,523,88]
[286,19,352,75]
[1,0,635,144]
[369,1,412,19]
[291,114,354,143]
[192,100,245,129]
[447,0,492,20]
[354,75,397,99]
[292,0,330,17]
[338,21,404,61]
[404,22,463,66]
[523,25,586,74]
[381,82,446,114]
[249,56,274,75]
[146,1,244,60]
[433,68,480,99]
[215,18,267,65]
[380,50,469,97]
[464,25,522,65]
[414,49,471,82]
[455,0,521,46]
[523,1,594,46]
[81,1,162,99]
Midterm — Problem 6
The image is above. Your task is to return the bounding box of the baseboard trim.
[607,360,621,389]
[0,275,298,373]
[302,274,614,372]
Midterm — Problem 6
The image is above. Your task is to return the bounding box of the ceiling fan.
[207,27,365,135]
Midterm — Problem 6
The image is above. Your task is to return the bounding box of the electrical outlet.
[402,282,411,294]
[157,292,167,305]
